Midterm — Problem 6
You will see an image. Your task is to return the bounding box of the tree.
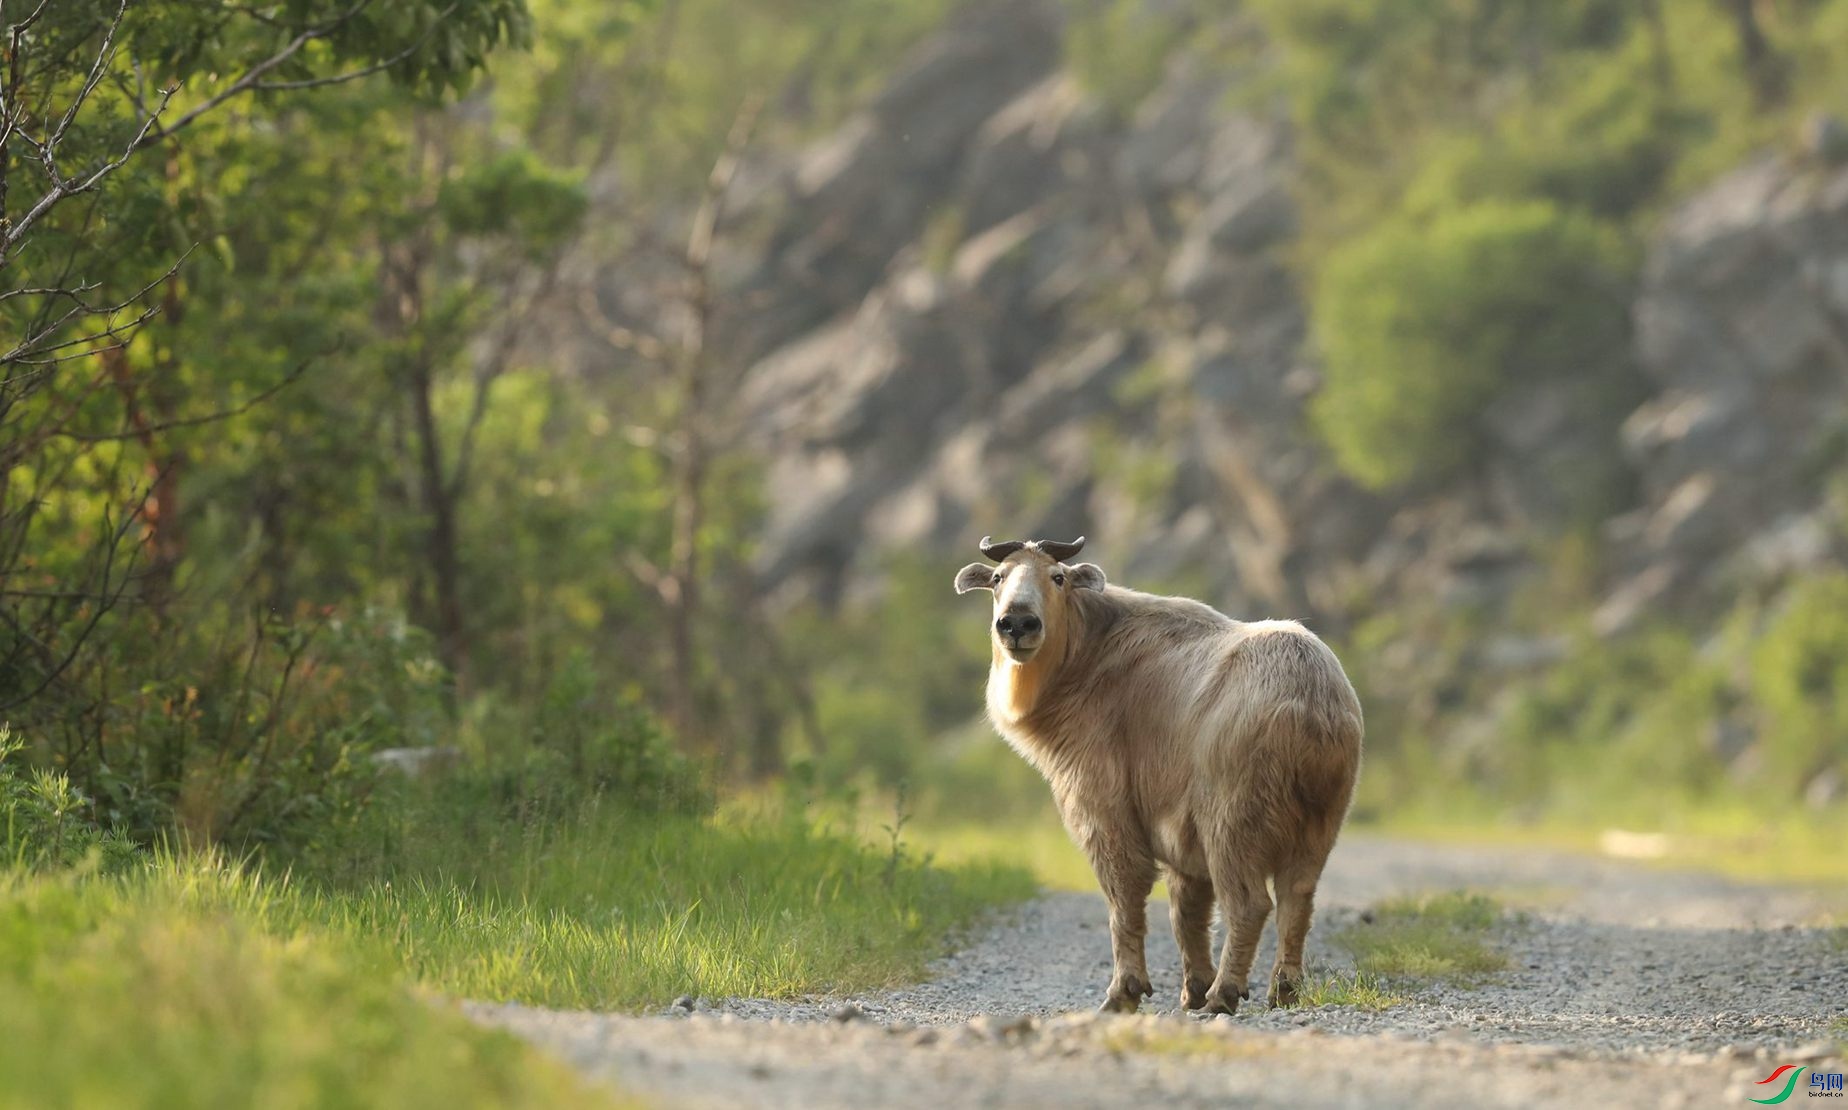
[525,0,952,768]
[1,0,530,835]
[377,138,585,693]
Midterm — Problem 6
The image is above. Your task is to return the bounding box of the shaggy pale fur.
[955,540,1363,1014]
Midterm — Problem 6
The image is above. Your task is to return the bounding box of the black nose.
[995,613,1043,638]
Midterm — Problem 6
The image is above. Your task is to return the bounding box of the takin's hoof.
[1179,975,1213,1011]
[1268,972,1302,1009]
[1200,982,1249,1017]
[1098,973,1153,1014]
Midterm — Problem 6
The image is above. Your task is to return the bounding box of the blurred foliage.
[1066,0,1205,115]
[2,0,959,854]
[1751,573,1848,788]
[8,0,1848,872]
[453,652,710,826]
[1348,570,1848,825]
[1310,200,1629,489]
[1248,0,1848,490]
[1197,0,1848,835]
[437,151,587,253]
[789,558,991,787]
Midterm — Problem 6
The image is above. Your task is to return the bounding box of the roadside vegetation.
[0,734,1033,1105]
[1,4,1029,1102]
[0,864,622,1110]
[310,778,1033,1010]
[1293,972,1406,1012]
[1351,574,1848,885]
[1281,893,1511,1012]
[1332,893,1512,984]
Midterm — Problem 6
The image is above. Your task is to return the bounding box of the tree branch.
[50,357,311,443]
[0,0,443,260]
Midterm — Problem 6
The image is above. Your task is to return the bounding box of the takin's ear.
[954,562,998,594]
[1065,562,1108,592]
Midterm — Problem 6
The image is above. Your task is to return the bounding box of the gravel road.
[469,834,1847,1109]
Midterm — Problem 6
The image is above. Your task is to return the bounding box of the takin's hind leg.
[1202,859,1271,1016]
[1269,847,1334,1008]
[1165,868,1216,1010]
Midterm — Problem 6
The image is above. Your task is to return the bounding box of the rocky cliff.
[609,0,1848,691]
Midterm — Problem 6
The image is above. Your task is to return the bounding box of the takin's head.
[954,536,1107,664]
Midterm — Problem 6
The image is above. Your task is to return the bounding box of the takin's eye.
[992,571,1005,586]
[1052,573,1066,587]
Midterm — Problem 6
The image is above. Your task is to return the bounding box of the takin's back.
[1062,590,1363,802]
[1192,619,1364,758]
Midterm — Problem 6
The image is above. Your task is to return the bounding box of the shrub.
[1751,574,1848,787]
[438,652,708,825]
[1310,200,1630,489]
[0,730,141,873]
[795,556,991,788]
[1398,51,1690,223]
[14,605,448,854]
[1066,0,1203,116]
[530,652,706,811]
[1462,627,1732,810]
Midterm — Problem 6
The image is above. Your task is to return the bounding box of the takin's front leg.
[1079,826,1157,1014]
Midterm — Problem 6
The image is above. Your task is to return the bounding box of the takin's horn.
[978,536,1027,562]
[1038,536,1086,563]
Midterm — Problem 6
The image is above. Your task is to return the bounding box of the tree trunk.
[103,343,184,602]
[406,353,468,696]
[381,202,469,699]
[665,351,707,752]
[1723,0,1786,108]
[658,96,759,761]
[1641,0,1674,94]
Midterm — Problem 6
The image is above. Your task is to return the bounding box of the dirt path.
[469,834,1847,1109]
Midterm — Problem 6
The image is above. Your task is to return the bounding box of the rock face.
[729,2,1375,618]
[696,3,1848,642]
[1607,155,1848,628]
[727,0,1067,368]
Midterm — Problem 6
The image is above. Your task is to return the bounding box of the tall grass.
[1,740,1036,1106]
[291,789,1036,1008]
[0,863,619,1110]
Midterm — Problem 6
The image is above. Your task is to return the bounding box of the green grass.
[1294,969,1407,1010]
[0,788,1035,1108]
[0,863,620,1110]
[1362,803,1848,889]
[1332,892,1511,984]
[302,799,1036,1009]
[910,815,1099,893]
